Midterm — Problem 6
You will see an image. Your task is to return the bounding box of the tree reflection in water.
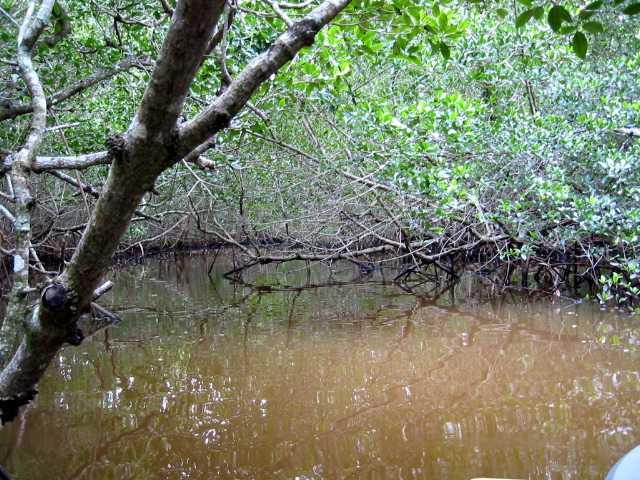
[0,255,638,480]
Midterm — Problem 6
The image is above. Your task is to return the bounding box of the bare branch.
[221,245,400,277]
[190,201,253,256]
[204,2,236,57]
[268,2,294,26]
[7,151,111,173]
[1,147,227,174]
[81,303,123,340]
[0,203,15,223]
[47,169,101,198]
[46,122,81,132]
[92,281,114,300]
[47,168,161,223]
[0,55,152,122]
[0,5,21,27]
[158,0,174,16]
[274,0,318,8]
[17,2,37,47]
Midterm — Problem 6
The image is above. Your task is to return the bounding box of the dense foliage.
[148,0,640,309]
[1,0,640,313]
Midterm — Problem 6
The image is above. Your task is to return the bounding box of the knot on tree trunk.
[106,134,125,159]
[40,284,86,345]
[165,128,182,167]
[67,327,85,346]
[290,18,322,47]
[42,284,66,307]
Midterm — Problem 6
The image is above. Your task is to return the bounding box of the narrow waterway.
[0,254,638,479]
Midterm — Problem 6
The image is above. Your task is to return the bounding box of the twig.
[0,203,15,223]
[92,281,114,300]
[0,5,20,27]
[0,55,152,122]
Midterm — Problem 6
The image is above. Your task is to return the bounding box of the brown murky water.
[0,254,639,479]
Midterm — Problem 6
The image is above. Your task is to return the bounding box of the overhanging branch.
[0,148,222,174]
[0,55,152,122]
[178,0,353,156]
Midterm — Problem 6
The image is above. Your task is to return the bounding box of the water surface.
[0,254,638,479]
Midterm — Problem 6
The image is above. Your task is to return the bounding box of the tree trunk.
[0,0,353,424]
[0,0,56,368]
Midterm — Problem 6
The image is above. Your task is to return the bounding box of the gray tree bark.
[0,0,57,381]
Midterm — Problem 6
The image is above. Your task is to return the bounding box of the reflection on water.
[1,254,639,479]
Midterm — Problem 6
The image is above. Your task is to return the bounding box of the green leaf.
[583,0,604,12]
[548,5,566,32]
[579,10,596,20]
[582,21,605,33]
[423,16,438,34]
[559,25,577,34]
[439,41,451,60]
[438,12,448,31]
[516,0,532,7]
[496,8,509,19]
[548,6,561,32]
[558,6,573,22]
[515,9,535,28]
[423,24,437,35]
[532,6,545,20]
[404,55,423,66]
[572,31,588,58]
[585,0,604,9]
[53,1,61,16]
[622,2,640,15]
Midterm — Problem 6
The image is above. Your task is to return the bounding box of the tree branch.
[24,151,111,172]
[41,1,71,47]
[1,0,56,370]
[46,168,161,223]
[0,55,152,122]
[178,0,352,156]
[1,148,224,174]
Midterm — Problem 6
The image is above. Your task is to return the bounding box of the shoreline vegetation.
[1,2,639,312]
[1,235,631,307]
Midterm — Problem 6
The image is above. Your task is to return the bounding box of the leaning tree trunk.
[0,0,353,423]
[0,0,58,415]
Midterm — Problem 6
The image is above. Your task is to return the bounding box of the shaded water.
[1,254,639,479]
